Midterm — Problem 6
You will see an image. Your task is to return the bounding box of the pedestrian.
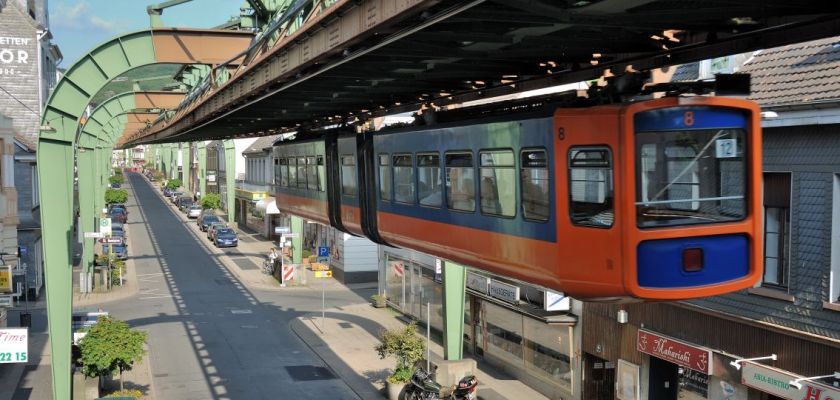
[268,247,279,267]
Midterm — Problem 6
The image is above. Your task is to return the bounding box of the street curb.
[288,315,382,400]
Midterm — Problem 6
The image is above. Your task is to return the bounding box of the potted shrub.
[375,322,425,400]
[371,293,388,308]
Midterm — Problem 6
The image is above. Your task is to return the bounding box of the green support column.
[442,261,467,360]
[78,145,96,275]
[197,144,207,197]
[37,140,74,399]
[183,143,192,193]
[223,139,236,224]
[291,215,303,264]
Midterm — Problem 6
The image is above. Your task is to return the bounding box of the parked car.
[163,187,173,197]
[108,208,127,224]
[187,205,202,219]
[102,242,128,260]
[110,183,121,189]
[111,226,126,239]
[198,214,220,231]
[207,222,228,241]
[177,197,193,212]
[169,192,184,203]
[108,204,128,215]
[213,228,238,248]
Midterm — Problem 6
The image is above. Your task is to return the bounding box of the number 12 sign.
[0,328,28,363]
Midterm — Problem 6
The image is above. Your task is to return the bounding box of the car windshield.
[217,229,235,236]
[204,216,219,223]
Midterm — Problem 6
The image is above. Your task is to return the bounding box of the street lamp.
[730,354,777,370]
[789,372,840,390]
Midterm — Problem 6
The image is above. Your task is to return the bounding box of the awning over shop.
[256,198,280,214]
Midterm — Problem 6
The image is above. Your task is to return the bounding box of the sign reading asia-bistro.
[636,329,712,374]
[741,362,839,400]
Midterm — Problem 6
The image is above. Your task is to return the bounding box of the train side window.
[568,147,613,227]
[521,149,550,221]
[341,155,357,196]
[446,152,475,212]
[417,153,442,208]
[379,154,391,202]
[479,150,516,217]
[278,158,289,187]
[288,157,298,188]
[393,154,415,204]
[297,157,307,189]
[306,156,318,191]
[317,156,326,192]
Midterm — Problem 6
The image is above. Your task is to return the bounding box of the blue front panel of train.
[637,234,749,288]
[634,106,748,131]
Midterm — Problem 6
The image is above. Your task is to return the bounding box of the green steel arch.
[37,28,252,399]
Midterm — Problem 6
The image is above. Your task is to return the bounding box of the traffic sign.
[99,238,123,244]
[275,226,291,234]
[316,256,330,265]
[100,218,112,236]
[281,233,299,239]
[84,232,104,239]
[318,246,329,257]
[314,270,332,278]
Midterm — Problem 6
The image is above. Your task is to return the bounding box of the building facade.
[582,38,840,400]
[379,246,582,399]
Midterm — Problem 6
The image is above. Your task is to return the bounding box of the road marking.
[230,309,252,314]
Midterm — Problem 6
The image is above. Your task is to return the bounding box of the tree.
[200,193,221,210]
[79,316,147,391]
[375,322,425,384]
[108,175,124,185]
[105,189,128,204]
[165,178,182,189]
[113,168,122,176]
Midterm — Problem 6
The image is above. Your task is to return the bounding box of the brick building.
[582,38,840,400]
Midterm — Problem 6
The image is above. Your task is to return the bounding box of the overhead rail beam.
[121,0,840,147]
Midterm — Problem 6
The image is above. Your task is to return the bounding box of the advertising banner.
[637,329,712,374]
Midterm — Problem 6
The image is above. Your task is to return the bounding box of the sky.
[48,0,244,67]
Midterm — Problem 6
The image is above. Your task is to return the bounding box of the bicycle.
[262,258,276,275]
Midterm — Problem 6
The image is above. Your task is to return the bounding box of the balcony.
[235,180,269,201]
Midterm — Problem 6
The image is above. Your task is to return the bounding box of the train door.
[554,108,625,298]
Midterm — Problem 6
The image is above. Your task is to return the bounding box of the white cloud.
[51,1,119,33]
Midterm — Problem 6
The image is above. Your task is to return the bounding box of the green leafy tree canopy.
[375,321,425,383]
[105,189,128,205]
[165,178,182,189]
[109,175,124,185]
[79,316,147,391]
[200,193,222,210]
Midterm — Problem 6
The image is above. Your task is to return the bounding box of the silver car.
[187,205,202,219]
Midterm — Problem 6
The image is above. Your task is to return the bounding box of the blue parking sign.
[318,247,329,257]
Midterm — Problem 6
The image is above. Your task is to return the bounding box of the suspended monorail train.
[272,96,762,301]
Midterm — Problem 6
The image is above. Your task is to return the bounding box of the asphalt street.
[101,173,370,399]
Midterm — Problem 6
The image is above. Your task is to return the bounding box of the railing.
[235,180,270,193]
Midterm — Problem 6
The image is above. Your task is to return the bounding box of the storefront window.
[483,302,524,365]
[523,318,573,390]
[385,256,405,308]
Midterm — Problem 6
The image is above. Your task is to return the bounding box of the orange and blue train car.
[272,96,763,301]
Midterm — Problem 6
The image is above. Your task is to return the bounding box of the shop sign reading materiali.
[637,329,712,374]
[0,328,28,363]
[741,362,840,400]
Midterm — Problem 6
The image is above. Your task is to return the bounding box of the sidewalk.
[73,178,142,307]
[290,303,549,400]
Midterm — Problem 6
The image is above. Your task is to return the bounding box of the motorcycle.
[405,363,478,400]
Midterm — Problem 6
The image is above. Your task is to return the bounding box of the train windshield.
[635,128,746,227]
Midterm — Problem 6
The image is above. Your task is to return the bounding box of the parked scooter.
[405,363,478,400]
